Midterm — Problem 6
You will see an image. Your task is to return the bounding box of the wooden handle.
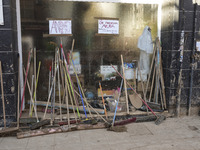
[121,55,129,114]
[0,61,6,128]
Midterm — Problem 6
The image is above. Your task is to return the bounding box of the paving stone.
[0,137,28,149]
[26,134,55,149]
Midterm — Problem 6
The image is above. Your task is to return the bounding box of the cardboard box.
[97,88,115,97]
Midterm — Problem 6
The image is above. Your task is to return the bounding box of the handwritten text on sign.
[49,20,72,35]
[98,19,119,34]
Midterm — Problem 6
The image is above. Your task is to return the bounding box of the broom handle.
[34,48,37,116]
[23,69,38,121]
[121,55,129,114]
[99,82,108,119]
[20,49,32,117]
[43,63,58,119]
[70,58,92,117]
[0,61,6,128]
[145,42,157,97]
[70,39,89,118]
[57,51,62,121]
[17,56,20,129]
[59,49,78,123]
[64,58,80,118]
[60,43,80,119]
[30,61,41,117]
[149,65,156,102]
[138,63,148,114]
[74,90,108,123]
[69,39,92,117]
[112,79,124,127]
[111,64,158,117]
[71,59,87,118]
[63,67,78,123]
[63,69,70,127]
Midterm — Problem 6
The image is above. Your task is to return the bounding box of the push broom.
[111,65,165,125]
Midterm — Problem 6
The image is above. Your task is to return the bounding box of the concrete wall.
[0,0,18,126]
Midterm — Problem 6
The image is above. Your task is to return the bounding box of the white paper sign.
[98,19,119,34]
[196,41,200,52]
[49,20,72,34]
[100,65,118,74]
[0,0,4,25]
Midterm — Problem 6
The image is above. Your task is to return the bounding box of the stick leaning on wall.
[0,61,6,128]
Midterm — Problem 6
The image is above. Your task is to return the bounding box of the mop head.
[108,125,127,132]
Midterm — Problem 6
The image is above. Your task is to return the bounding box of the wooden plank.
[17,123,106,139]
[0,127,18,135]
[28,100,105,114]
[17,126,70,139]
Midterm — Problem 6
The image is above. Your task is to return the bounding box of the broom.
[108,78,128,132]
[111,65,165,125]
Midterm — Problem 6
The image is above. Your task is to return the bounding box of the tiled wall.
[161,0,200,115]
[0,0,18,126]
